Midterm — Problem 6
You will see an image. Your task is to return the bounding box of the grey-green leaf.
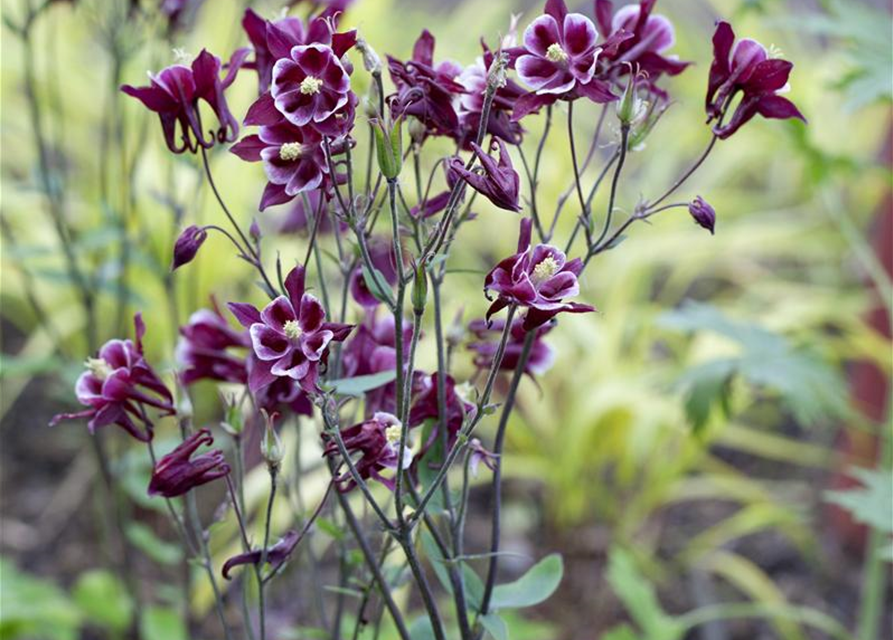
[490,554,563,610]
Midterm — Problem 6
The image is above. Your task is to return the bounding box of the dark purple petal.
[171,225,208,271]
[228,302,262,328]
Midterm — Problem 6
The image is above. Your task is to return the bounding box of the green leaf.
[606,548,683,640]
[326,370,398,396]
[825,467,893,535]
[361,263,393,305]
[601,624,642,640]
[140,606,187,640]
[421,531,485,612]
[479,613,508,640]
[315,516,345,541]
[490,554,563,610]
[0,558,82,640]
[72,570,133,633]
[126,522,183,566]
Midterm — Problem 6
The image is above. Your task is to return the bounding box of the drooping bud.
[219,390,243,436]
[355,37,382,76]
[172,225,208,271]
[688,196,716,235]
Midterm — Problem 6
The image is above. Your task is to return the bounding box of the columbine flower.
[512,0,617,118]
[322,412,413,491]
[457,41,526,146]
[171,225,208,271]
[387,30,467,139]
[468,438,498,476]
[230,116,344,211]
[122,48,248,154]
[177,306,250,385]
[484,217,594,330]
[222,529,300,580]
[408,373,477,454]
[271,43,352,128]
[688,196,716,234]
[468,316,555,377]
[228,265,352,394]
[51,315,175,442]
[705,21,805,139]
[448,139,521,213]
[148,428,230,497]
[594,0,689,82]
[252,368,314,417]
[341,310,413,416]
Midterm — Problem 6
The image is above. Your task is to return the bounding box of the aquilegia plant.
[52,0,805,638]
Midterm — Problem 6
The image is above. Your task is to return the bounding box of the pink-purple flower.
[272,44,351,128]
[706,21,805,139]
[228,265,352,394]
[448,139,521,213]
[468,316,555,377]
[177,306,250,385]
[122,49,248,154]
[409,373,476,453]
[148,428,230,498]
[51,315,175,442]
[688,196,716,234]
[322,412,413,491]
[484,218,594,330]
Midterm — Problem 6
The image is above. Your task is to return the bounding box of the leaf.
[126,522,183,566]
[140,606,187,640]
[408,616,436,640]
[601,624,642,640]
[325,370,398,396]
[479,613,508,640]
[606,548,683,640]
[490,553,563,610]
[0,558,82,640]
[361,263,393,305]
[825,467,893,534]
[72,570,133,633]
[0,353,65,380]
[420,530,485,612]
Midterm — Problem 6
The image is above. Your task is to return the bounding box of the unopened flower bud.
[355,37,382,76]
[249,219,261,241]
[260,411,284,473]
[616,72,646,128]
[688,196,716,235]
[219,391,243,436]
[411,262,428,314]
[172,225,208,271]
[486,51,508,93]
[373,116,403,180]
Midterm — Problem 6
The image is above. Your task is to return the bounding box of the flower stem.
[257,469,278,640]
[477,331,536,621]
[646,134,718,211]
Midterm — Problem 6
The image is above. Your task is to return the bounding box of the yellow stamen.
[283,319,302,340]
[300,75,323,95]
[532,255,560,282]
[279,142,304,162]
[385,423,402,444]
[545,43,568,63]
[85,357,113,381]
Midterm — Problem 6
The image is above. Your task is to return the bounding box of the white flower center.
[385,423,403,445]
[283,319,302,340]
[85,357,113,381]
[300,75,323,95]
[279,142,304,162]
[532,255,560,283]
[545,43,568,63]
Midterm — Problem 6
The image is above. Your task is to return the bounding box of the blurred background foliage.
[1,0,891,638]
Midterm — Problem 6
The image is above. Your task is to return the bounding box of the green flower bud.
[374,116,403,180]
[411,261,428,314]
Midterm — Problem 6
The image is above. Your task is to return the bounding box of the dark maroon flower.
[222,529,300,580]
[160,0,205,33]
[271,44,351,128]
[51,315,175,442]
[409,373,476,453]
[448,139,521,213]
[253,368,314,417]
[468,315,555,377]
[349,236,399,308]
[341,310,413,416]
[177,306,250,385]
[688,196,716,234]
[594,0,689,82]
[484,218,594,330]
[122,48,248,154]
[231,115,342,211]
[706,22,805,139]
[171,225,208,271]
[228,265,352,394]
[387,30,467,139]
[148,428,230,498]
[321,412,412,491]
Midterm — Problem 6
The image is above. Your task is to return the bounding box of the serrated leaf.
[325,370,398,396]
[825,467,893,534]
[490,554,563,610]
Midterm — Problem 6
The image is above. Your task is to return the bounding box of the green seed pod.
[411,261,428,314]
[374,117,403,180]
